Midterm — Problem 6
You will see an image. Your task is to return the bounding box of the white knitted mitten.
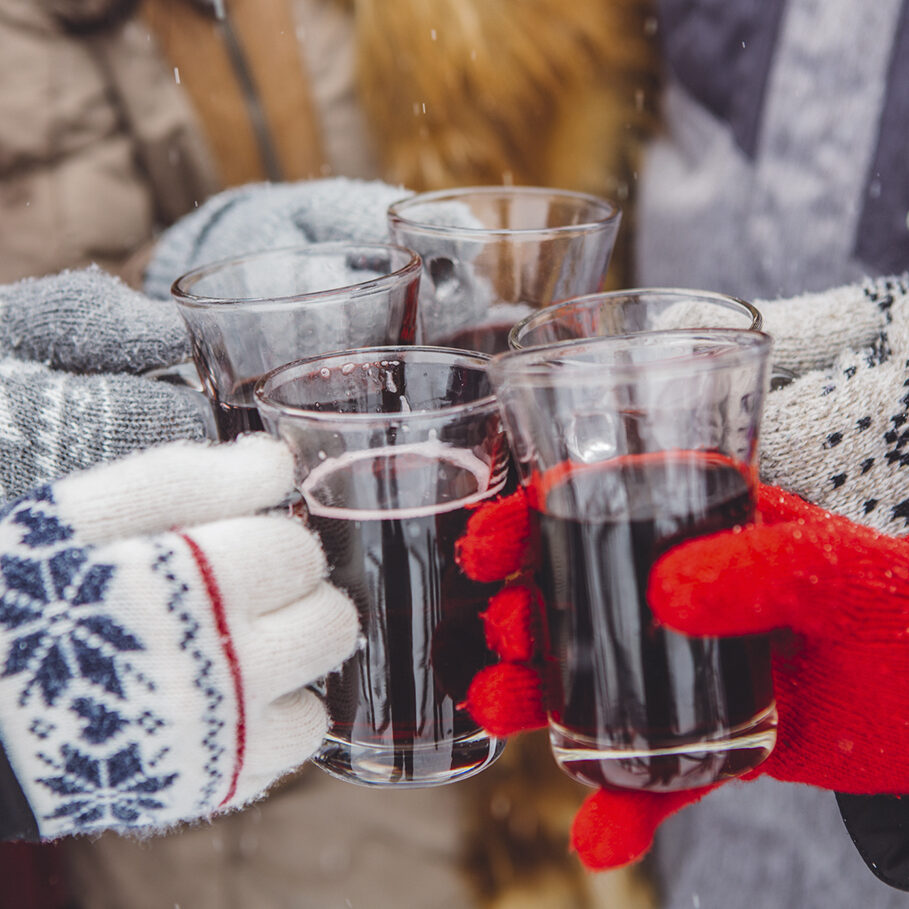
[757,274,909,532]
[0,435,358,838]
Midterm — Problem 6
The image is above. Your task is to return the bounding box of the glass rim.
[387,185,621,238]
[508,287,763,350]
[254,345,499,423]
[170,242,422,310]
[490,328,773,387]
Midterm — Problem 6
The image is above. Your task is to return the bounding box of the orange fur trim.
[353,0,660,284]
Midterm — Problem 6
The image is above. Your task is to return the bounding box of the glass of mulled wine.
[171,243,421,440]
[387,187,621,354]
[489,329,777,792]
[255,346,512,787]
[508,287,762,350]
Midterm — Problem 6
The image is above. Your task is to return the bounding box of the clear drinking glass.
[489,330,777,792]
[508,288,762,350]
[387,186,620,353]
[171,243,421,440]
[255,347,512,787]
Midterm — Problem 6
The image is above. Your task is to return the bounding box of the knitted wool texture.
[143,178,411,300]
[458,273,909,870]
[0,436,359,838]
[0,266,190,373]
[0,268,210,499]
[145,177,500,343]
[759,275,909,533]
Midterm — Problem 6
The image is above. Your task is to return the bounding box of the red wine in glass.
[433,303,535,354]
[304,441,508,785]
[209,379,264,440]
[534,452,776,791]
[436,321,517,355]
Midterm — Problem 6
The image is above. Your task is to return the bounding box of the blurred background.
[0,1,661,905]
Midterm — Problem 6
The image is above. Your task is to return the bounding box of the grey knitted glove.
[757,274,909,533]
[143,178,412,300]
[0,267,211,499]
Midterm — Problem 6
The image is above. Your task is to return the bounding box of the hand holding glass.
[255,347,511,786]
[172,244,420,439]
[489,330,777,792]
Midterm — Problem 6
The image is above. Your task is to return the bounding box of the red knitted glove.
[455,489,548,734]
[457,483,909,870]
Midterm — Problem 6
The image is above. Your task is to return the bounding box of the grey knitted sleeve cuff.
[760,275,909,534]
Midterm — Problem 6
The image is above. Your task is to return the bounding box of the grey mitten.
[0,267,210,499]
[143,178,412,299]
[757,274,909,532]
[0,266,190,373]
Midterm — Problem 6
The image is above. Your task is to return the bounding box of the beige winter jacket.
[0,0,219,281]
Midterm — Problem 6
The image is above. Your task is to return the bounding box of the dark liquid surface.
[534,454,774,789]
[305,445,503,782]
[213,399,265,439]
[206,378,264,440]
[436,322,516,355]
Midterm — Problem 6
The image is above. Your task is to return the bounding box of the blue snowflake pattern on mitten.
[37,742,177,828]
[0,491,139,709]
[0,487,181,835]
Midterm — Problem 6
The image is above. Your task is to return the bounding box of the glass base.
[314,729,505,788]
[550,702,778,792]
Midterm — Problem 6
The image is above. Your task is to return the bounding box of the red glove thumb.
[647,483,909,794]
[647,485,909,640]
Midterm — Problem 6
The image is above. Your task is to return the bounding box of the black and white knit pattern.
[0,484,234,836]
[760,274,909,533]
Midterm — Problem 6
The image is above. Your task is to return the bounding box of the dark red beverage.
[533,453,776,791]
[213,399,265,439]
[206,379,265,440]
[436,321,516,355]
[433,303,535,354]
[304,441,507,785]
